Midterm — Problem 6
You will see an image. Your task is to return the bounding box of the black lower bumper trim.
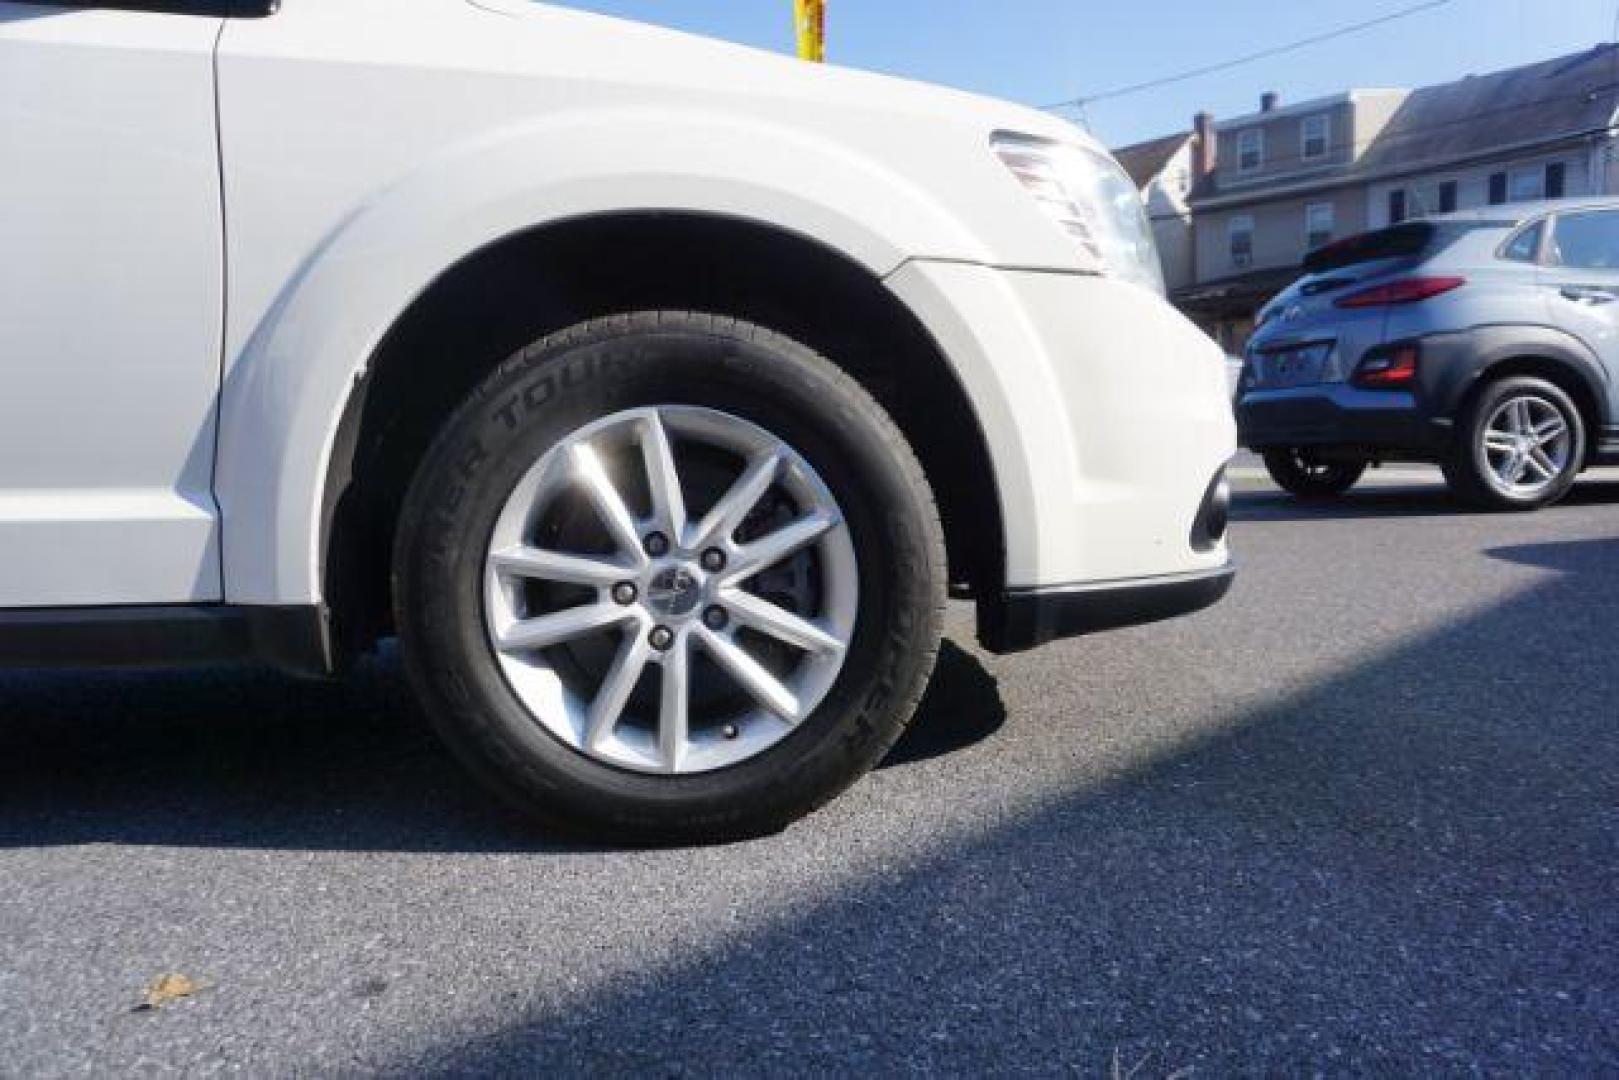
[979,565,1236,654]
[0,605,337,677]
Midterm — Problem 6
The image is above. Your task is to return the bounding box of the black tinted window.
[1551,210,1619,270]
[1303,222,1450,274]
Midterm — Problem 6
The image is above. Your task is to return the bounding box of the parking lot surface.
[2,465,1616,1075]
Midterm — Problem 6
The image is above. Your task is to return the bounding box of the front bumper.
[980,565,1236,653]
[888,262,1236,583]
[886,262,1235,648]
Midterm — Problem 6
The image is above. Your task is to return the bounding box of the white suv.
[0,0,1234,841]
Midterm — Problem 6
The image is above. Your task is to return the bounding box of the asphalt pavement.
[1,463,1616,1075]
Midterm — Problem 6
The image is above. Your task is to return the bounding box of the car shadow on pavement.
[399,537,1619,1074]
[1235,478,1619,522]
[0,650,557,854]
[882,641,1007,768]
[0,640,1002,854]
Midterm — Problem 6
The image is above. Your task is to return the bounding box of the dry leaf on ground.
[133,973,202,1012]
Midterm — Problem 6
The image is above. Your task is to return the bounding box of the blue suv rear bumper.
[1239,326,1619,461]
[1238,382,1450,457]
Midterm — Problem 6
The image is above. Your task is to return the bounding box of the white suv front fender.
[216,110,1024,604]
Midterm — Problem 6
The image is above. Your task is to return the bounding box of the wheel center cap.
[647,566,703,617]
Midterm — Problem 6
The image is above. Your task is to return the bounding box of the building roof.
[1112,131,1190,189]
[1358,44,1619,173]
[1213,91,1360,131]
[1191,44,1619,209]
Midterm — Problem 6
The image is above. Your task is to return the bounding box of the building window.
[1305,203,1335,250]
[1489,172,1508,205]
[1546,162,1567,199]
[1510,167,1544,202]
[1410,185,1434,218]
[1229,215,1255,268]
[1389,189,1407,224]
[1238,129,1264,172]
[1301,115,1330,161]
[1409,182,1454,219]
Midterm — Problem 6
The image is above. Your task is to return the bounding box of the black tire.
[1444,376,1585,511]
[393,312,946,844]
[1260,447,1368,499]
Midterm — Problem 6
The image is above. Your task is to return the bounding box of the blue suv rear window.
[1303,223,1437,274]
[1302,220,1497,275]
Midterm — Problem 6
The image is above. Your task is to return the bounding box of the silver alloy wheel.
[1480,394,1573,498]
[483,406,858,775]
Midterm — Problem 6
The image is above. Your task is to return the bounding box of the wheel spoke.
[1483,430,1517,454]
[1506,400,1524,435]
[569,442,645,562]
[586,632,653,750]
[696,625,800,724]
[639,411,688,542]
[1532,416,1567,446]
[657,635,690,773]
[1525,446,1559,480]
[722,589,844,656]
[690,450,781,550]
[491,545,630,587]
[496,603,635,652]
[727,511,839,582]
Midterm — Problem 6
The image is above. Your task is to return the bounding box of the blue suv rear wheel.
[1261,447,1368,499]
[1444,376,1586,511]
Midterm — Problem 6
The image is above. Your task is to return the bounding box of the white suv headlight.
[992,133,1165,295]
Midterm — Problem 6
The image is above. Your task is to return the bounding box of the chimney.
[1260,91,1281,113]
[1192,111,1217,189]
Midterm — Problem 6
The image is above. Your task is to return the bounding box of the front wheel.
[1444,376,1585,511]
[393,312,946,843]
[1261,447,1367,499]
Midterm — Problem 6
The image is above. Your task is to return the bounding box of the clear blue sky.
[548,0,1614,148]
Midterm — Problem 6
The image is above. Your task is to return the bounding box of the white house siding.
[1605,141,1619,193]
[1194,188,1368,283]
[1365,143,1611,228]
[1144,143,1196,291]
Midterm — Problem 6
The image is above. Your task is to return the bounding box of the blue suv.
[1238,200,1619,510]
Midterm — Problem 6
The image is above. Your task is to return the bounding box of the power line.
[1154,77,1619,176]
[1042,0,1455,111]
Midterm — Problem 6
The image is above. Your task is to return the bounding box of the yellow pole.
[795,0,825,62]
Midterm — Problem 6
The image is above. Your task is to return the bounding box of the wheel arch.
[1439,326,1611,458]
[215,106,1025,619]
[313,212,1007,653]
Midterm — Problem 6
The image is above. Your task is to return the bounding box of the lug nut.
[649,626,675,652]
[722,724,740,740]
[703,605,729,631]
[700,548,727,572]
[611,582,638,606]
[643,532,670,557]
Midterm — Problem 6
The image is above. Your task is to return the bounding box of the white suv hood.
[463,0,1085,148]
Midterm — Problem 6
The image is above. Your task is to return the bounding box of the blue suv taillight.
[1335,276,1466,309]
[1352,344,1421,389]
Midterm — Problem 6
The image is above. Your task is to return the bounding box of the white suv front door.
[0,3,223,606]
